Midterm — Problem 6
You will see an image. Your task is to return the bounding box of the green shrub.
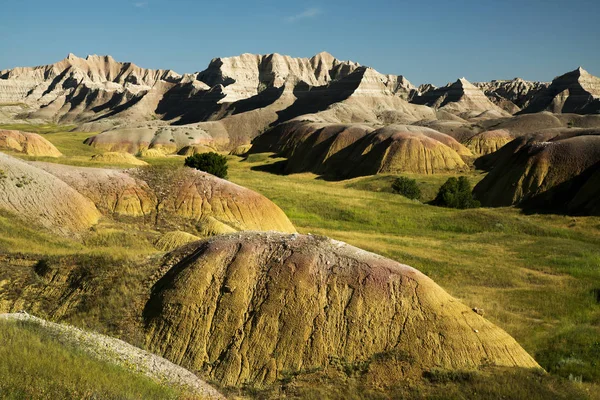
[433,176,480,209]
[391,177,421,200]
[184,152,228,179]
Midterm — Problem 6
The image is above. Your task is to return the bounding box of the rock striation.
[144,232,540,387]
[252,121,470,177]
[0,130,62,157]
[0,153,101,235]
[411,78,509,117]
[520,67,600,114]
[474,78,549,113]
[474,128,600,215]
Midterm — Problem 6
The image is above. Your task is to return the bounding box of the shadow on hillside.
[250,160,288,175]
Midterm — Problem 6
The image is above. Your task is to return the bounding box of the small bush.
[184,152,228,179]
[433,176,480,209]
[391,177,421,200]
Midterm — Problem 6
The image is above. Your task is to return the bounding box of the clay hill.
[0,130,62,157]
[0,153,101,235]
[473,128,600,215]
[0,154,295,236]
[251,120,471,178]
[144,232,540,387]
[519,67,600,114]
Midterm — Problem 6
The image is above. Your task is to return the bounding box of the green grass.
[0,123,75,135]
[0,319,180,400]
[344,172,486,202]
[2,126,600,394]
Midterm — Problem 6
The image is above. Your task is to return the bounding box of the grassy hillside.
[1,126,599,397]
[0,319,179,399]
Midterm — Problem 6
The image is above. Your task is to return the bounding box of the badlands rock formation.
[36,162,156,217]
[146,168,295,233]
[474,128,600,214]
[155,231,201,252]
[412,78,509,117]
[252,121,470,177]
[520,67,600,114]
[0,54,180,124]
[1,52,434,153]
[0,130,62,157]
[90,152,149,166]
[0,153,100,235]
[144,232,540,387]
[464,129,513,156]
[474,78,549,113]
[35,162,295,233]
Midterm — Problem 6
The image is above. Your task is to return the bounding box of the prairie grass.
[0,319,179,399]
[1,128,600,393]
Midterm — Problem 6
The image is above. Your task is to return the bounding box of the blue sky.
[0,0,598,86]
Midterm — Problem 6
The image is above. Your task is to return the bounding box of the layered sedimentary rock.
[252,121,470,177]
[0,130,62,157]
[35,162,296,233]
[0,153,100,235]
[520,67,600,114]
[411,78,508,116]
[464,129,513,156]
[36,162,156,217]
[0,54,181,124]
[154,169,296,233]
[155,231,201,252]
[196,52,360,103]
[89,152,148,166]
[475,78,549,113]
[474,129,600,214]
[144,232,540,387]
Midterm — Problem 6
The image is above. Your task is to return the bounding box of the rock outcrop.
[411,78,509,117]
[252,121,470,177]
[520,67,600,114]
[473,129,600,215]
[0,153,100,235]
[90,152,149,166]
[36,162,155,217]
[474,78,549,113]
[464,129,513,156]
[144,232,540,387]
[0,54,181,124]
[0,130,62,157]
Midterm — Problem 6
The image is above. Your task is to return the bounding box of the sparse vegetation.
[0,320,179,399]
[184,152,228,178]
[433,176,481,209]
[391,176,421,200]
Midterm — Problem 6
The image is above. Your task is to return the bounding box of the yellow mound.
[145,233,540,387]
[36,163,156,217]
[90,152,149,166]
[229,144,253,156]
[464,129,513,156]
[197,216,237,236]
[0,130,62,157]
[155,231,201,252]
[138,148,167,158]
[0,153,100,235]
